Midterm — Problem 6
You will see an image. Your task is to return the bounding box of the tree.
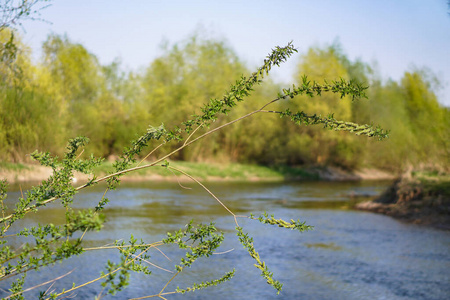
[138,35,248,161]
[285,45,361,168]
[361,68,449,171]
[0,29,66,162]
[0,0,51,78]
[41,34,133,158]
[400,69,449,166]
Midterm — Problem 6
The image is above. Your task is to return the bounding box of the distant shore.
[0,161,396,184]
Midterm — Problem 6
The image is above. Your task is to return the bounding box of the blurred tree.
[363,79,417,170]
[0,30,65,161]
[139,35,248,161]
[41,34,131,157]
[42,34,101,104]
[353,69,449,171]
[400,69,449,167]
[286,45,360,168]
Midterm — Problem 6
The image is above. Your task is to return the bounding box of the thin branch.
[137,142,165,167]
[1,263,36,281]
[212,248,235,255]
[129,291,178,300]
[75,149,85,161]
[164,166,192,190]
[3,269,74,300]
[128,271,181,300]
[80,187,109,241]
[159,271,181,296]
[130,254,173,273]
[48,243,161,300]
[43,282,56,299]
[83,241,162,251]
[166,165,239,227]
[183,123,204,146]
[154,246,172,262]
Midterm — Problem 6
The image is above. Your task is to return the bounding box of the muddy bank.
[307,166,395,181]
[0,163,396,184]
[355,175,450,229]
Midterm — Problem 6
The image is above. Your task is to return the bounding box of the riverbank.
[355,172,450,229]
[4,161,449,229]
[0,161,396,184]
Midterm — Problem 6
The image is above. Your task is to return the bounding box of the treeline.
[0,30,448,171]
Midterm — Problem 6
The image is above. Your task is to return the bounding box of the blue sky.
[19,0,450,106]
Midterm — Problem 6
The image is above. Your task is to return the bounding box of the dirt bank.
[308,166,395,181]
[355,175,450,230]
[0,163,396,184]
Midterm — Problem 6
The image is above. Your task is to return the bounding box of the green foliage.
[251,212,314,231]
[238,212,314,294]
[236,226,283,294]
[281,109,388,139]
[164,221,224,271]
[0,30,67,162]
[176,270,235,294]
[8,274,26,300]
[98,236,152,296]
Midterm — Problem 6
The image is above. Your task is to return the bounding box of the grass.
[0,160,322,182]
[422,180,450,198]
[91,160,318,181]
[0,162,31,172]
[412,170,450,181]
[409,170,450,197]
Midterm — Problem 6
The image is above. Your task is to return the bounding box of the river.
[2,180,449,299]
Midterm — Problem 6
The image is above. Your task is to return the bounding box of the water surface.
[2,180,449,299]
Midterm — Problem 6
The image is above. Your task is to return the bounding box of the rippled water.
[2,180,449,299]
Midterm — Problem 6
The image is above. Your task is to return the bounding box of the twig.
[48,243,162,299]
[164,166,192,190]
[154,246,172,262]
[130,255,173,273]
[128,271,181,300]
[83,241,161,251]
[166,165,239,227]
[3,269,74,300]
[75,149,85,160]
[80,187,110,241]
[213,248,235,255]
[137,143,165,167]
[183,123,204,146]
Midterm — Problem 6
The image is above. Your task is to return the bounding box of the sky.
[17,0,450,106]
